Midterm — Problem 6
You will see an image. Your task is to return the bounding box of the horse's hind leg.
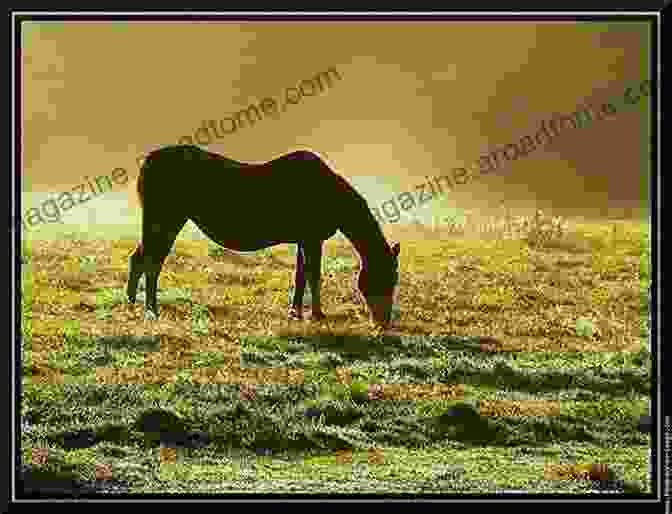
[143,256,164,320]
[134,214,187,319]
[127,243,145,304]
[289,243,306,320]
[302,240,326,321]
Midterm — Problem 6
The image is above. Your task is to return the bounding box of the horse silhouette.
[127,145,400,326]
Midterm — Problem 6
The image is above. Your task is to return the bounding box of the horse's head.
[357,242,400,328]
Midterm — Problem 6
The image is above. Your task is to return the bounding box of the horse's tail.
[129,156,149,258]
[136,157,146,209]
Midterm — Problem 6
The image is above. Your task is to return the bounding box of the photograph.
[14,10,659,500]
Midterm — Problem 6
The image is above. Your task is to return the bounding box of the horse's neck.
[339,196,390,270]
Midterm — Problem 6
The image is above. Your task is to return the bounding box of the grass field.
[19,212,653,495]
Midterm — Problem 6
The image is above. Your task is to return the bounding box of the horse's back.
[140,146,349,246]
[144,146,329,183]
[149,146,343,193]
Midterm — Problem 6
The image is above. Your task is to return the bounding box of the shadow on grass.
[240,334,649,399]
[18,465,131,498]
[240,334,489,366]
[437,362,650,398]
[95,335,161,353]
[63,335,161,369]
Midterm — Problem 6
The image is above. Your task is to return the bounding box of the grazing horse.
[127,145,400,327]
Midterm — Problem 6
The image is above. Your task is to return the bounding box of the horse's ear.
[391,242,400,258]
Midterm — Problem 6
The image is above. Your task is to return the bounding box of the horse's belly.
[186,171,339,246]
[190,211,336,250]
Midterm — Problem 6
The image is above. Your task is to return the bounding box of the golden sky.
[21,20,652,218]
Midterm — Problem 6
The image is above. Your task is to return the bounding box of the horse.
[127,145,400,327]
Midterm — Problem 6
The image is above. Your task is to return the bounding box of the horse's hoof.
[144,310,158,321]
[288,308,303,320]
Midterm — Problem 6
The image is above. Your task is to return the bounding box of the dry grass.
[23,213,651,377]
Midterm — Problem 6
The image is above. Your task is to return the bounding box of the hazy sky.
[21,19,652,221]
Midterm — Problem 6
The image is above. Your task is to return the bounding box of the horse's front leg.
[289,243,306,320]
[303,240,326,321]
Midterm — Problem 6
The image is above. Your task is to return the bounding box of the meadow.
[19,210,653,495]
